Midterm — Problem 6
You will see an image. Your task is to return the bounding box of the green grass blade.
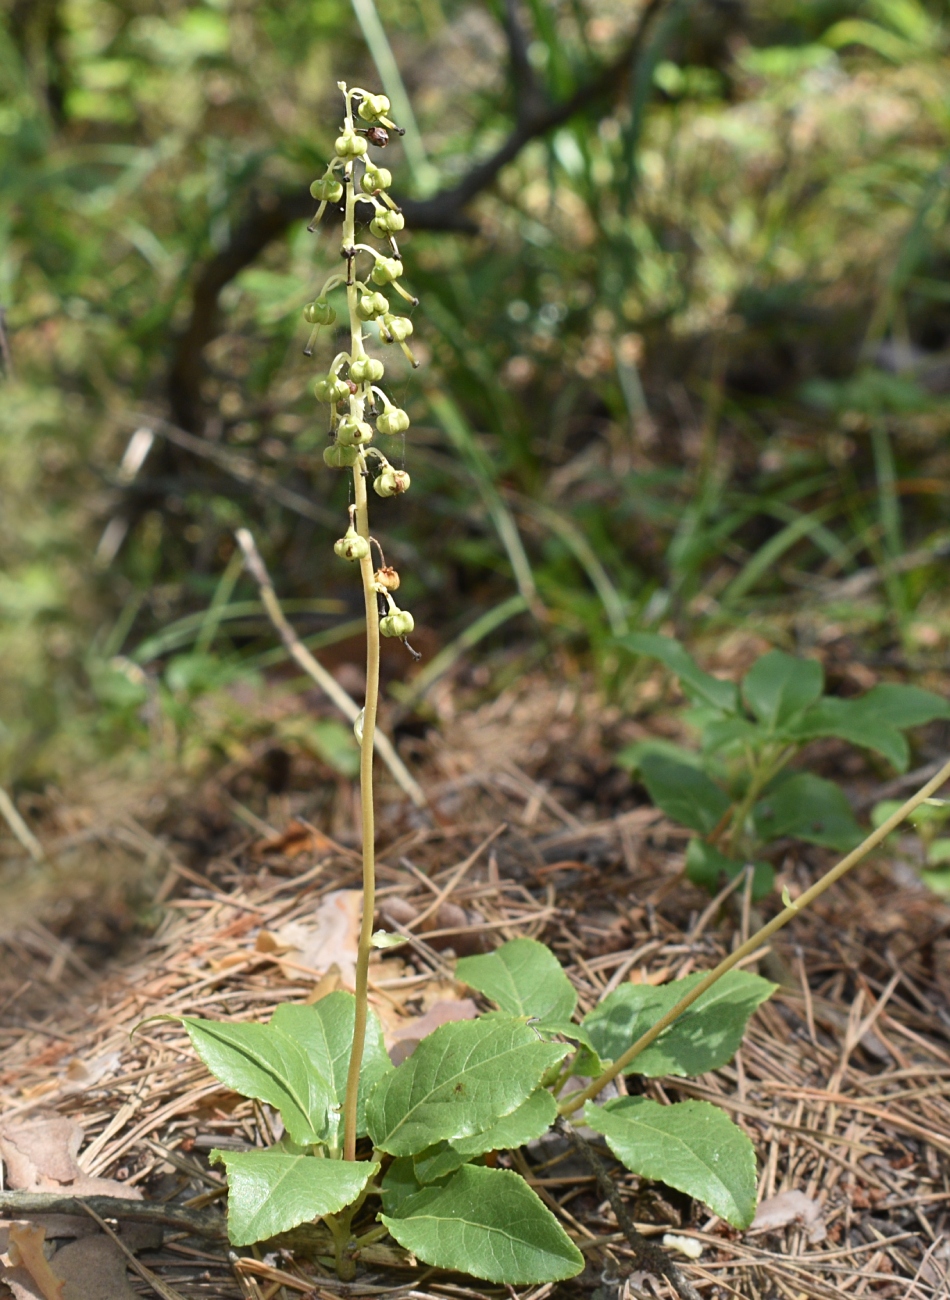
[349,0,439,195]
[427,388,541,613]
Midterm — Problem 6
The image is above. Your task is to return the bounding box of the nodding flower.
[307,83,419,649]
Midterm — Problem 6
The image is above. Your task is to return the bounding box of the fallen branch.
[0,1193,225,1241]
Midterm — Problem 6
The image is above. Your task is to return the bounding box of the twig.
[0,306,14,378]
[0,786,45,862]
[0,1192,225,1240]
[235,528,427,810]
[554,1118,702,1300]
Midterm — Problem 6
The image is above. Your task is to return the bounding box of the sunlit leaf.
[584,1098,757,1227]
[382,1164,584,1283]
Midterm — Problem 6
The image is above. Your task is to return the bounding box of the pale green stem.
[341,116,379,1162]
[723,742,795,856]
[560,753,950,1116]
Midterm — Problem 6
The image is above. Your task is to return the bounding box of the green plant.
[160,83,950,1293]
[166,752,950,1286]
[871,795,950,893]
[616,634,950,900]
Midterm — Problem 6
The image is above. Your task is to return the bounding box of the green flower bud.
[323,443,359,469]
[357,291,389,321]
[370,210,405,239]
[335,131,368,159]
[377,407,410,435]
[337,415,374,446]
[303,298,336,326]
[310,175,344,202]
[370,256,404,285]
[314,374,350,404]
[358,93,391,122]
[350,356,385,383]
[382,314,413,343]
[334,525,371,561]
[374,467,410,497]
[361,166,393,194]
[380,607,414,637]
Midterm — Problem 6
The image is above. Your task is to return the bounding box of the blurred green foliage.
[3,0,950,785]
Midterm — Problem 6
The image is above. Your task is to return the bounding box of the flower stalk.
[308,83,417,1161]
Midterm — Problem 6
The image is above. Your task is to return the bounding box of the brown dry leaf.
[0,1117,141,1201]
[274,889,360,987]
[251,819,334,859]
[750,1190,827,1243]
[388,998,479,1065]
[62,1052,120,1090]
[2,1223,66,1300]
[0,1223,162,1300]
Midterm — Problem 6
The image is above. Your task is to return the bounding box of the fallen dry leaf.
[2,1222,65,1300]
[750,1190,826,1243]
[0,1222,162,1300]
[388,999,479,1065]
[274,889,361,987]
[0,1116,141,1201]
[62,1052,120,1091]
[251,819,335,859]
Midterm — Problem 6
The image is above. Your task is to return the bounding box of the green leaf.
[700,717,762,755]
[381,1164,584,1284]
[366,1014,568,1156]
[753,773,863,850]
[584,1097,757,1228]
[456,938,576,1022]
[451,1087,558,1157]
[617,633,739,713]
[211,1151,378,1246]
[380,1156,425,1216]
[271,993,392,1140]
[785,698,908,771]
[638,755,730,834]
[413,1142,468,1184]
[862,683,950,728]
[741,651,824,730]
[182,1018,328,1145]
[582,970,775,1078]
[685,840,774,901]
[616,738,704,772]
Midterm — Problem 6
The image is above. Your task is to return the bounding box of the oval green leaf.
[617,633,739,714]
[182,1017,328,1145]
[381,1164,584,1284]
[582,970,775,1078]
[211,1150,377,1246]
[742,651,824,730]
[456,938,576,1022]
[638,755,730,835]
[753,772,862,851]
[271,992,391,1138]
[366,1014,568,1156]
[584,1097,757,1228]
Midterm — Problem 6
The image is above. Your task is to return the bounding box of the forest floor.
[2,662,950,1300]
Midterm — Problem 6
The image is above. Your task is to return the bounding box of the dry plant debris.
[1,679,950,1297]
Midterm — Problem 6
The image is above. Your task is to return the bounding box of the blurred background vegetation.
[3,0,950,794]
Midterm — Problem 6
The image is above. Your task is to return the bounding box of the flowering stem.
[342,109,378,1162]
